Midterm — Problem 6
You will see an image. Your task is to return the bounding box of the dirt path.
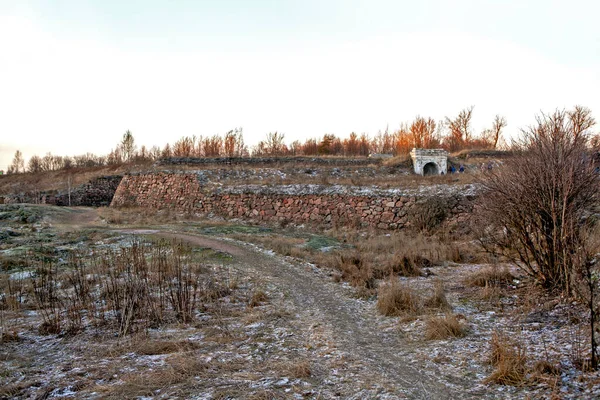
[45,207,468,398]
[145,231,466,399]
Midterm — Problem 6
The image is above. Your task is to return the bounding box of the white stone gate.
[410,148,448,176]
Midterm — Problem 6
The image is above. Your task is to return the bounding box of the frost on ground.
[2,205,600,399]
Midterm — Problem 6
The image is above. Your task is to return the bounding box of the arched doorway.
[423,162,439,175]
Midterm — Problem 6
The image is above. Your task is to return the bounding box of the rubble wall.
[111,172,475,230]
[3,176,123,207]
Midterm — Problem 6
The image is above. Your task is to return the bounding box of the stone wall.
[157,156,380,167]
[111,172,475,230]
[3,175,122,207]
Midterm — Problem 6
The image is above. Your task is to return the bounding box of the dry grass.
[0,239,248,338]
[0,162,150,194]
[131,339,200,355]
[275,359,312,378]
[424,314,467,340]
[98,206,176,226]
[0,329,21,343]
[100,353,209,399]
[376,278,420,317]
[466,264,514,288]
[533,360,561,376]
[485,331,528,386]
[424,279,451,311]
[248,289,268,308]
[314,231,462,289]
[0,381,34,399]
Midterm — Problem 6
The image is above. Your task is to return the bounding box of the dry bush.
[424,279,451,311]
[376,278,420,317]
[408,197,451,234]
[466,264,514,288]
[533,360,561,376]
[0,329,20,343]
[476,107,598,293]
[485,331,527,386]
[424,314,466,340]
[8,239,234,337]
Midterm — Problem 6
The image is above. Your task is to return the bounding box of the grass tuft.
[424,314,467,340]
[424,279,451,311]
[376,277,420,317]
[485,331,527,386]
[466,264,514,288]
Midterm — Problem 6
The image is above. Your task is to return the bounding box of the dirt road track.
[149,231,466,399]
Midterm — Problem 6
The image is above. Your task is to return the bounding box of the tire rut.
[151,231,465,399]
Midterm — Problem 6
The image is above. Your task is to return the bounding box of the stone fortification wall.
[3,176,122,207]
[156,156,381,167]
[111,172,475,230]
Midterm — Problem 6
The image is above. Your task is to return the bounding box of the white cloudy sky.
[0,0,599,169]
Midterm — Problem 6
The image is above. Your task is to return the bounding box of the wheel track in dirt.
[146,231,470,400]
[44,207,470,398]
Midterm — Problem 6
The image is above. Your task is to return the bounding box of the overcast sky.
[1,0,599,169]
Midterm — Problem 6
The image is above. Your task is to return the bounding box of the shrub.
[424,314,466,340]
[465,264,514,288]
[476,107,598,293]
[485,331,527,385]
[424,279,451,311]
[408,197,450,234]
[376,278,420,316]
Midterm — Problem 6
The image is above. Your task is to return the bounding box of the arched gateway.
[410,148,448,176]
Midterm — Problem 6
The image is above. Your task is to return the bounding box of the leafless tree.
[264,132,287,156]
[490,115,507,149]
[568,105,595,139]
[121,130,136,162]
[27,155,43,173]
[9,150,25,173]
[477,108,598,292]
[445,106,474,151]
[476,107,599,368]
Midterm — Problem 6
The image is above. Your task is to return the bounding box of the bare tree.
[477,108,598,292]
[264,132,286,156]
[569,105,596,139]
[409,116,438,149]
[9,150,25,173]
[173,136,196,157]
[490,115,507,149]
[27,155,43,173]
[223,128,246,157]
[445,106,474,151]
[477,107,600,370]
[121,130,136,162]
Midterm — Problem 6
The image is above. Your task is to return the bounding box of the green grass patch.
[305,235,341,251]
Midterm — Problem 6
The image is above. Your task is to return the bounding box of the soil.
[2,205,600,399]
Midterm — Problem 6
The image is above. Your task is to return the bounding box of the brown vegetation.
[424,314,467,340]
[376,278,420,317]
[465,264,514,288]
[485,331,528,385]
